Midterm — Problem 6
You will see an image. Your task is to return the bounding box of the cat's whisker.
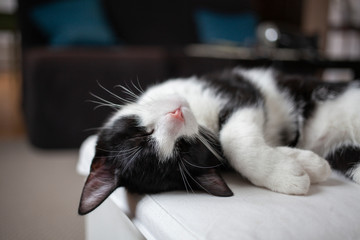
[122,147,142,172]
[180,161,211,195]
[87,98,121,110]
[96,146,140,155]
[132,78,145,94]
[178,163,190,194]
[116,85,141,101]
[115,147,142,161]
[198,128,221,146]
[116,147,141,159]
[83,126,114,132]
[181,158,223,169]
[95,148,140,159]
[124,81,141,95]
[179,162,194,194]
[196,134,224,162]
[89,93,123,108]
[89,101,121,111]
[96,81,134,104]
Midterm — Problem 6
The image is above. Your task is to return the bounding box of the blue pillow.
[195,9,257,46]
[31,0,117,46]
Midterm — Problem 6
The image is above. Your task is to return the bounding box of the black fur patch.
[326,145,360,176]
[276,74,351,119]
[95,115,228,194]
[201,70,263,127]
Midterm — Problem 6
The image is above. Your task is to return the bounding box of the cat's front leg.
[219,107,329,195]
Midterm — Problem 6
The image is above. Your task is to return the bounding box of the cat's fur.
[78,67,360,215]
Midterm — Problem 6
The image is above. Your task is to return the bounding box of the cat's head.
[78,93,233,215]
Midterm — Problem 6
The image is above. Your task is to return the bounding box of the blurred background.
[0,0,359,239]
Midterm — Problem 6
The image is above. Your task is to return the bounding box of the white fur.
[349,163,360,184]
[219,107,330,195]
[277,147,331,184]
[298,87,360,157]
[235,68,298,146]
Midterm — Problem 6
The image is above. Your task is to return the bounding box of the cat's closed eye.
[131,129,154,139]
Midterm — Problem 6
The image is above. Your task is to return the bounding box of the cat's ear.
[195,169,233,197]
[78,157,119,215]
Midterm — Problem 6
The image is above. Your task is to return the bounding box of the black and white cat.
[78,67,360,215]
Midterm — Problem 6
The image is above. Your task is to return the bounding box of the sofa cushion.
[194,9,257,46]
[30,0,117,46]
[78,135,360,239]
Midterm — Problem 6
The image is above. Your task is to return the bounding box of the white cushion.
[78,136,360,240]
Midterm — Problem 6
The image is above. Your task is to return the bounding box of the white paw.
[277,147,332,184]
[263,158,311,195]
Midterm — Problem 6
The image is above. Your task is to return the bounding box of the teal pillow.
[31,0,117,46]
[195,9,257,46]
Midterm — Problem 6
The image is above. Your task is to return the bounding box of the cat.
[78,67,360,215]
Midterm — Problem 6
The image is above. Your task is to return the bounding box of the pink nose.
[169,108,184,121]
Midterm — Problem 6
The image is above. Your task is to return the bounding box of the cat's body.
[79,67,360,215]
